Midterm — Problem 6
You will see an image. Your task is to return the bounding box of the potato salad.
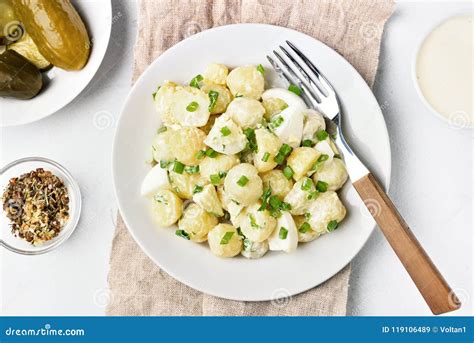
[141,63,348,259]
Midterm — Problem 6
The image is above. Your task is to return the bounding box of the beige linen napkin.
[107,0,394,316]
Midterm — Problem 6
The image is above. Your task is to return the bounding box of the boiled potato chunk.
[284,177,316,215]
[302,109,326,141]
[307,191,346,235]
[224,163,263,206]
[262,97,288,120]
[260,170,293,200]
[154,82,210,127]
[239,203,277,242]
[208,224,242,257]
[169,171,204,200]
[178,203,218,242]
[253,128,282,173]
[294,215,320,243]
[204,115,247,155]
[200,82,232,114]
[204,63,229,85]
[226,65,264,99]
[312,158,348,191]
[241,240,269,259]
[225,97,265,129]
[153,127,206,166]
[151,190,183,227]
[199,154,239,182]
[193,184,224,217]
[287,147,321,181]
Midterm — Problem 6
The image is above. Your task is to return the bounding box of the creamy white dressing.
[416,15,473,127]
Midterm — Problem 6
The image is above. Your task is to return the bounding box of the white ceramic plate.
[0,0,112,127]
[113,24,391,301]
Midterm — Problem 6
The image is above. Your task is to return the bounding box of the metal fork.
[268,41,460,315]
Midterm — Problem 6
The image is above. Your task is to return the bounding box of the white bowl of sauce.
[413,14,473,129]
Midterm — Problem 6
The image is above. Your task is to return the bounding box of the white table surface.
[1,0,472,316]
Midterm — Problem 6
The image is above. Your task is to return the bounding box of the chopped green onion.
[274,144,293,165]
[257,64,265,75]
[279,227,288,239]
[205,148,218,158]
[307,191,319,200]
[258,187,272,211]
[186,101,199,112]
[315,130,329,141]
[299,222,311,233]
[218,171,227,179]
[327,220,338,232]
[193,185,203,194]
[190,74,203,88]
[281,202,292,211]
[185,165,200,174]
[318,154,329,162]
[152,86,161,100]
[220,126,231,136]
[311,154,330,172]
[236,227,244,237]
[176,229,190,240]
[269,195,282,209]
[262,152,270,162]
[208,90,219,111]
[235,94,243,98]
[157,126,167,134]
[283,166,294,180]
[243,128,258,152]
[210,174,221,185]
[302,139,314,147]
[173,161,185,174]
[334,154,342,159]
[304,212,312,221]
[196,150,206,160]
[220,231,235,245]
[301,178,313,191]
[243,238,252,250]
[160,160,171,169]
[269,115,284,130]
[249,214,259,229]
[316,180,328,192]
[288,84,302,96]
[237,175,249,187]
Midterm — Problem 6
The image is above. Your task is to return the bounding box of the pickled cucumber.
[8,32,50,69]
[0,50,42,99]
[11,0,91,71]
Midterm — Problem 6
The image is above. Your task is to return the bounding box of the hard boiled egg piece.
[268,211,298,253]
[272,106,304,148]
[262,88,307,110]
[140,164,170,197]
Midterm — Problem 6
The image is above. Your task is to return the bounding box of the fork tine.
[272,50,321,105]
[267,55,317,108]
[286,40,335,95]
[279,45,329,98]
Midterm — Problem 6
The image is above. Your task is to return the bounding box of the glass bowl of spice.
[0,157,81,255]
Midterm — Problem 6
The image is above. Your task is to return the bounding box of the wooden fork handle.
[353,173,460,315]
